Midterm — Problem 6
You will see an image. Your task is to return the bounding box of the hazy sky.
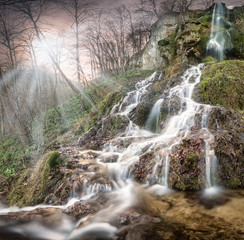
[94,0,244,8]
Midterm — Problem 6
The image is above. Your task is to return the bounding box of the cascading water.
[101,64,219,191]
[206,3,233,61]
[0,64,220,239]
[145,99,164,133]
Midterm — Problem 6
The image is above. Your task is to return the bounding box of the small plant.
[48,152,62,168]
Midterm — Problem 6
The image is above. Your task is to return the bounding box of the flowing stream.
[0,63,220,239]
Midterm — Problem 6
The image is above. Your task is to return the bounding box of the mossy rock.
[8,152,65,206]
[168,138,206,190]
[231,30,244,59]
[215,131,244,188]
[195,60,244,110]
[48,152,62,168]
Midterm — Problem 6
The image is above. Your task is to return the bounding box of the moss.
[202,56,217,63]
[201,22,209,28]
[200,60,244,110]
[198,36,210,54]
[8,151,66,206]
[187,152,198,161]
[158,39,170,47]
[165,63,184,79]
[48,152,62,168]
[228,176,241,188]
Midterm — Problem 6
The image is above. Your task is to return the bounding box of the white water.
[146,99,164,133]
[0,65,220,238]
[101,64,218,191]
[207,3,233,61]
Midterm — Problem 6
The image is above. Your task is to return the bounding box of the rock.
[127,13,178,70]
[0,207,63,227]
[118,214,189,240]
[193,60,244,111]
[168,138,206,190]
[214,131,244,188]
[78,115,129,150]
[131,152,156,183]
[78,127,97,147]
[207,106,243,132]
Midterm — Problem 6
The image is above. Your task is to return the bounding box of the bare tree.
[0,5,25,71]
[85,5,151,77]
[136,0,161,20]
[198,0,215,9]
[59,0,93,86]
[13,0,92,98]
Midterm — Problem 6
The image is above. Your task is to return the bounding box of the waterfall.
[206,3,233,61]
[0,65,220,239]
[144,64,218,189]
[145,99,164,133]
[99,63,218,192]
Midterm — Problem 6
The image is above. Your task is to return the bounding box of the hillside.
[0,3,244,240]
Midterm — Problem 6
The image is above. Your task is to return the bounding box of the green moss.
[201,22,209,28]
[228,176,241,188]
[8,152,64,206]
[158,39,170,47]
[200,60,244,110]
[200,14,212,21]
[198,36,210,54]
[48,152,61,168]
[187,152,198,161]
[202,56,217,63]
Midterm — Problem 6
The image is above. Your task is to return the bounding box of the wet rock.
[0,208,63,227]
[132,100,154,127]
[131,152,156,183]
[168,138,206,190]
[207,106,243,132]
[78,115,129,150]
[161,95,186,119]
[118,214,189,240]
[65,193,109,220]
[214,131,244,188]
[65,201,97,219]
[77,127,97,147]
[98,154,118,163]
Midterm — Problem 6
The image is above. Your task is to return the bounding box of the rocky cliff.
[128,5,244,70]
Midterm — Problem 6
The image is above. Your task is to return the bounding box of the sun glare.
[32,35,65,67]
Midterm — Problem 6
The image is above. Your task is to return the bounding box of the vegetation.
[0,134,31,178]
[200,60,244,110]
[48,152,62,168]
[8,152,64,206]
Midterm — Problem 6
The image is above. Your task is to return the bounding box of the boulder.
[214,131,244,188]
[168,138,206,190]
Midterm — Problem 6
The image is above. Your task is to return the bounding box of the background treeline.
[0,0,219,148]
